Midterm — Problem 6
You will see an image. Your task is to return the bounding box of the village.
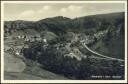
[4,28,110,65]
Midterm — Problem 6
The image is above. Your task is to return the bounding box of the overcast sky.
[4,3,125,21]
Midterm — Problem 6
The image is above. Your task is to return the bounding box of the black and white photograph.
[1,0,127,83]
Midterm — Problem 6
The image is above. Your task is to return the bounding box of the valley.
[4,12,125,80]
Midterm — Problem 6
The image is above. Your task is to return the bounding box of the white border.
[1,1,127,83]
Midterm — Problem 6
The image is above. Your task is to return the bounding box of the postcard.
[1,0,127,83]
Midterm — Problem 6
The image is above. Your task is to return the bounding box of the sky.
[4,3,125,21]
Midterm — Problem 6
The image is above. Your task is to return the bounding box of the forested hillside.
[4,12,125,80]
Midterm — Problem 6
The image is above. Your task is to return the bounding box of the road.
[82,43,124,62]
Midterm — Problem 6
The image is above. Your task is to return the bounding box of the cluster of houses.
[64,47,86,61]
[15,34,42,42]
[79,35,94,44]
[6,44,29,57]
[94,30,108,40]
[66,32,95,45]
[5,34,43,58]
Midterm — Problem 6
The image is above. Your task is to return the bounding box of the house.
[15,51,20,55]
[64,52,82,61]
[43,38,47,43]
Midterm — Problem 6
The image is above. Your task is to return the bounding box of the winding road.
[82,42,124,62]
